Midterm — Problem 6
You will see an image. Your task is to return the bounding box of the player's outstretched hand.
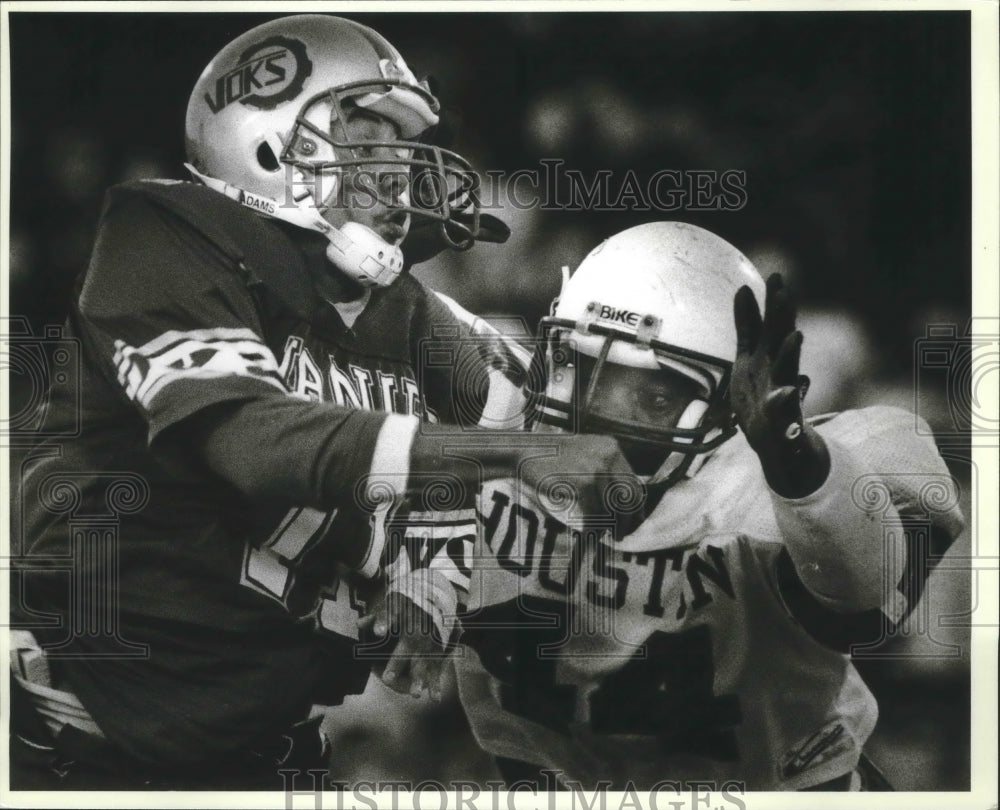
[358,588,451,701]
[732,273,830,497]
[732,273,808,456]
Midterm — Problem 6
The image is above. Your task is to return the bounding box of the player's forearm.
[190,398,633,537]
[408,424,527,483]
[193,397,393,506]
[188,399,528,508]
[772,436,906,612]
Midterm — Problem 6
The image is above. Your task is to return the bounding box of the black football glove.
[731,273,811,457]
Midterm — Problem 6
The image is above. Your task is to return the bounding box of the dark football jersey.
[13,180,522,766]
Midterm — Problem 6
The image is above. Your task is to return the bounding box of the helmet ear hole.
[256,141,280,172]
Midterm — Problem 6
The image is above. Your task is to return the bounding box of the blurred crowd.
[7,10,975,789]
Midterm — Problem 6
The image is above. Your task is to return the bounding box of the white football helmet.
[184,14,481,286]
[533,221,767,484]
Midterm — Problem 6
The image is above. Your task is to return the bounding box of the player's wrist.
[757,423,831,499]
[366,415,420,494]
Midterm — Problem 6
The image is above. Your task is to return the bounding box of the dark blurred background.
[7,10,974,791]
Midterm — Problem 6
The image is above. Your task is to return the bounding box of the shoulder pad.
[816,406,964,538]
[106,180,315,320]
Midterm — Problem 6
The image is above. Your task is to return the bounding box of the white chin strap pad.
[292,165,404,288]
[326,222,405,288]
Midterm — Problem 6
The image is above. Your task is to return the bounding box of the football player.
[453,222,964,791]
[10,15,633,789]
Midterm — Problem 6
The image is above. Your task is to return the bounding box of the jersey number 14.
[465,596,742,761]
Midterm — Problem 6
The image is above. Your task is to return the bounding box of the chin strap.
[184,164,404,288]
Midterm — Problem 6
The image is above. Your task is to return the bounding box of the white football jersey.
[453,407,962,790]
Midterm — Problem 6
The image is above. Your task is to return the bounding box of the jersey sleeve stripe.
[112,328,286,409]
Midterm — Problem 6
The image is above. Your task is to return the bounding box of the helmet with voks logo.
[185,14,482,287]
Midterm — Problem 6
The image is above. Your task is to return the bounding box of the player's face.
[293,107,413,245]
[578,354,706,475]
[331,109,412,244]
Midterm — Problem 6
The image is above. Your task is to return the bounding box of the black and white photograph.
[2,2,997,807]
